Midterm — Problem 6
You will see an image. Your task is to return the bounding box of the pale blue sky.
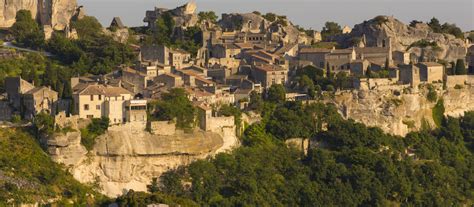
[78,0,473,31]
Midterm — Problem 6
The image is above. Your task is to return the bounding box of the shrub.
[432,99,445,127]
[80,118,109,151]
[454,84,463,89]
[426,84,437,102]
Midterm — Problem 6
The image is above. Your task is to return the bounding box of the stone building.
[22,86,58,119]
[4,77,35,111]
[416,62,444,83]
[72,84,133,124]
[399,64,421,87]
[251,64,288,88]
[140,45,192,69]
[156,73,184,88]
[4,77,58,119]
[125,99,147,123]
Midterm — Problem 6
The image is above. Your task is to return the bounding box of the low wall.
[150,121,176,136]
[446,75,474,88]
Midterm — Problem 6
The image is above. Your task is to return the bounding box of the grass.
[0,128,104,205]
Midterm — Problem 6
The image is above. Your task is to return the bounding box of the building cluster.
[1,3,473,130]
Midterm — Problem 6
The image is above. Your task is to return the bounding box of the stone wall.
[207,116,234,132]
[0,101,12,121]
[150,121,176,136]
[445,75,474,88]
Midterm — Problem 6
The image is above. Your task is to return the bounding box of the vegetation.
[426,84,438,102]
[427,17,464,39]
[407,39,440,50]
[373,15,389,25]
[80,118,110,151]
[432,99,445,127]
[147,13,202,57]
[455,59,467,75]
[150,88,195,129]
[321,21,342,41]
[294,65,352,92]
[218,105,242,129]
[10,10,45,49]
[198,11,218,23]
[114,99,474,206]
[0,128,102,205]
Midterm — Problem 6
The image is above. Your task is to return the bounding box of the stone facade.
[416,62,444,83]
[251,64,288,88]
[72,84,133,124]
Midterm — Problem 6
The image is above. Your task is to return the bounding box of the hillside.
[0,128,102,205]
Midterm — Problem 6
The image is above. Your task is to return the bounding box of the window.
[98,95,102,100]
[122,96,125,100]
[115,97,118,101]
[90,95,94,101]
[84,104,89,111]
[96,105,101,110]
[87,115,93,119]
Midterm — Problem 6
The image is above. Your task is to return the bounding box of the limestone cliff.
[0,0,79,30]
[45,123,238,197]
[342,16,467,62]
[329,85,474,136]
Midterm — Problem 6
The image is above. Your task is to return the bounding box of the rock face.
[46,122,238,197]
[218,13,304,44]
[344,16,467,62]
[0,0,79,30]
[329,85,474,136]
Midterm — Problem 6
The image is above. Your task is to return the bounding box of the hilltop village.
[0,0,473,206]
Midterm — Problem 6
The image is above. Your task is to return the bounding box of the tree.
[455,59,467,75]
[266,84,286,103]
[33,112,55,136]
[10,10,45,49]
[428,17,442,33]
[198,11,218,23]
[321,22,342,41]
[147,177,160,193]
[152,88,195,129]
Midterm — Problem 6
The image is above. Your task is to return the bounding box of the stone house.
[211,43,242,59]
[399,64,421,87]
[121,67,152,95]
[251,64,288,88]
[22,86,58,119]
[110,17,125,29]
[298,48,332,68]
[72,84,133,125]
[350,59,371,76]
[140,45,192,69]
[155,73,184,89]
[416,62,444,83]
[393,50,411,65]
[4,77,58,119]
[4,77,35,111]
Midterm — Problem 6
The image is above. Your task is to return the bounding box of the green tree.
[33,112,55,136]
[10,10,45,49]
[428,17,442,33]
[321,21,342,41]
[266,84,286,103]
[152,88,195,129]
[455,59,467,75]
[147,177,160,193]
[198,11,218,23]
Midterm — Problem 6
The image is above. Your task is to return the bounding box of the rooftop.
[76,84,132,96]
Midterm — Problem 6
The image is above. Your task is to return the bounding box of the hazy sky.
[78,0,473,31]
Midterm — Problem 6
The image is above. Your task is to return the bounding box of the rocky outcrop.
[329,85,474,136]
[342,16,467,62]
[45,121,239,197]
[218,13,305,44]
[0,0,79,30]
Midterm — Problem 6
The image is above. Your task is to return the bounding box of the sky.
[77,0,474,31]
